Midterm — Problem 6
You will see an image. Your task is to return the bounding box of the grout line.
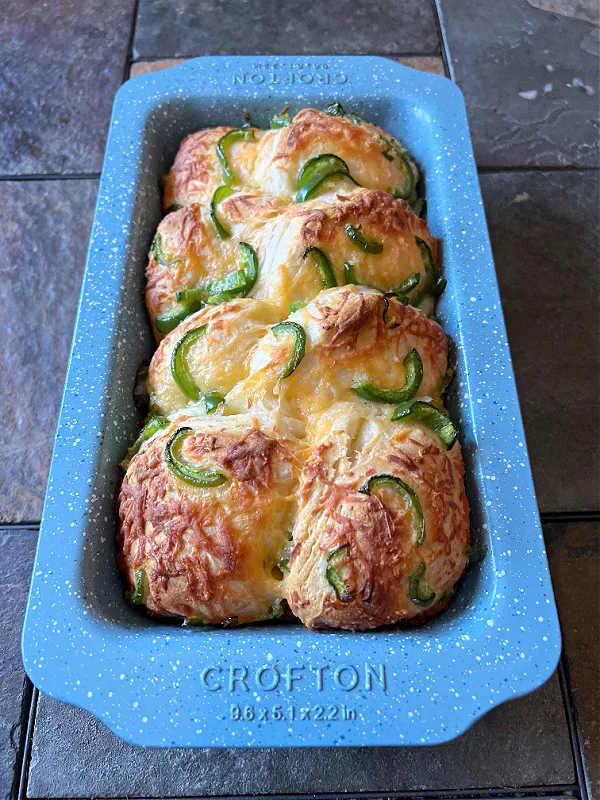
[430,0,453,80]
[432,0,456,82]
[22,787,581,800]
[122,0,142,84]
[0,523,40,532]
[540,511,600,524]
[558,653,592,800]
[10,678,34,800]
[22,790,582,800]
[0,166,595,185]
[17,687,39,800]
[0,173,100,183]
[3,513,597,532]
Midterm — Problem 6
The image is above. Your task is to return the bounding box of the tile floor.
[0,1,598,798]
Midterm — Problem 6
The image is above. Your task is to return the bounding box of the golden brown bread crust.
[147,298,280,416]
[225,287,448,441]
[218,191,285,226]
[243,189,438,315]
[120,108,470,631]
[162,127,230,209]
[286,404,469,630]
[300,189,437,262]
[251,109,418,201]
[162,126,263,208]
[146,189,438,331]
[117,414,298,624]
[145,204,217,340]
[121,288,469,629]
[145,198,280,340]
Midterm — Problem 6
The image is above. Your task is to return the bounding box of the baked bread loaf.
[118,104,470,630]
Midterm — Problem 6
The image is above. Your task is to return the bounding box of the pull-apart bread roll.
[162,126,263,209]
[147,298,280,417]
[286,403,469,630]
[117,413,298,625]
[147,189,438,338]
[225,287,449,441]
[147,110,432,341]
[145,194,282,340]
[243,189,438,316]
[252,108,418,204]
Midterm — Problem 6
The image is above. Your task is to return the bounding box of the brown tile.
[130,59,187,78]
[394,56,447,76]
[545,520,600,797]
[0,180,98,523]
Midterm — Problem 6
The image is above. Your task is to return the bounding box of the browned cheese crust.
[144,197,281,340]
[286,405,470,630]
[225,287,448,441]
[236,189,438,316]
[251,109,418,201]
[162,126,263,208]
[120,107,470,631]
[117,414,298,624]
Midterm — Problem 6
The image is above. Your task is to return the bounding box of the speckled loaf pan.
[22,56,561,748]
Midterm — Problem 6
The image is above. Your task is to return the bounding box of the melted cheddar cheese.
[286,402,469,630]
[118,413,298,624]
[251,109,417,201]
[119,105,471,630]
[162,126,265,209]
[148,298,280,416]
[225,288,448,443]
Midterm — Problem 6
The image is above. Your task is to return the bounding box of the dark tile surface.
[133,0,440,59]
[479,171,600,513]
[545,520,600,797]
[438,0,600,167]
[0,180,98,523]
[0,0,135,175]
[2,2,596,796]
[28,672,572,797]
[0,528,38,800]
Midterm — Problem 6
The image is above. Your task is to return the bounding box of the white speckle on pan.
[518,90,538,100]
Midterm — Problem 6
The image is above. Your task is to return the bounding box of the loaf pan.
[22,56,561,747]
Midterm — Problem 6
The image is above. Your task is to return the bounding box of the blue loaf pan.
[22,56,561,748]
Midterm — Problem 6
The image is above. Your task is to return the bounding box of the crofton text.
[201,663,387,693]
